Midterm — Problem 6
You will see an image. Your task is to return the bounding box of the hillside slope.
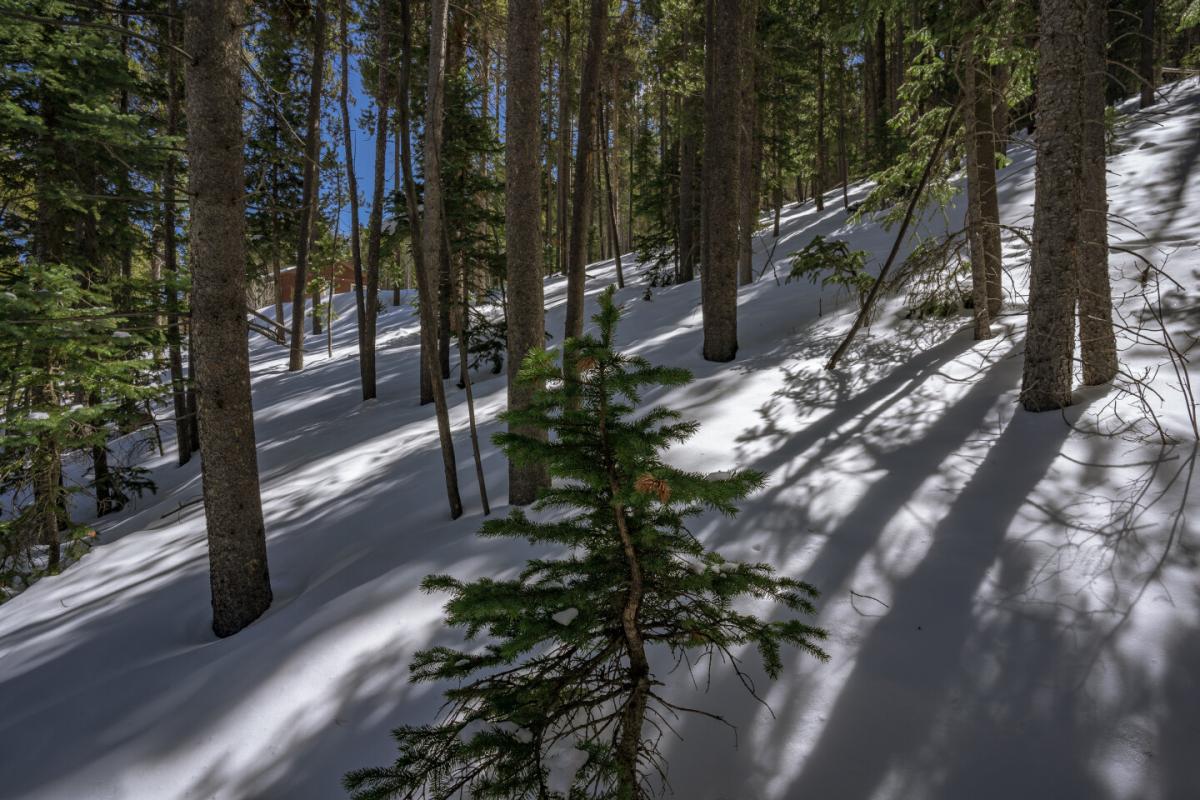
[0,80,1197,800]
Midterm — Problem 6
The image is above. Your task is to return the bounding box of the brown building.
[275,261,358,301]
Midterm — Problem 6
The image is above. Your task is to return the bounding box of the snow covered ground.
[1,80,1198,800]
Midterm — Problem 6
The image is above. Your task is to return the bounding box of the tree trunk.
[556,8,572,277]
[339,0,369,398]
[993,63,1011,155]
[364,0,394,400]
[504,0,549,506]
[964,33,993,340]
[163,0,191,466]
[600,100,625,289]
[563,0,608,342]
[701,0,742,363]
[184,0,272,637]
[814,38,825,212]
[966,5,1004,320]
[288,0,327,372]
[837,46,850,210]
[1020,0,1086,411]
[400,0,462,519]
[678,84,701,283]
[737,0,759,286]
[1139,0,1156,109]
[1080,2,1117,384]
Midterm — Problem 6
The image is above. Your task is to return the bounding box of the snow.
[1,79,1199,799]
[551,607,580,626]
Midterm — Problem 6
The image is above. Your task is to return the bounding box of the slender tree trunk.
[837,47,850,210]
[678,81,700,283]
[737,0,759,286]
[815,37,825,212]
[964,34,993,340]
[288,0,327,371]
[455,255,489,515]
[563,0,608,342]
[186,323,200,453]
[163,0,191,466]
[1021,0,1087,411]
[874,16,888,159]
[339,0,369,398]
[310,156,324,337]
[701,0,742,363]
[556,8,572,277]
[1139,0,1156,109]
[993,63,1011,155]
[1080,2,1117,384]
[600,100,625,289]
[409,0,464,518]
[184,0,272,637]
[364,0,394,400]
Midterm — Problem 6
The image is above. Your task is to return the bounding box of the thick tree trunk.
[1080,3,1118,384]
[701,0,742,363]
[1021,0,1087,411]
[1139,0,1156,109]
[288,0,327,372]
[563,0,608,342]
[339,0,369,399]
[184,0,272,637]
[736,0,759,286]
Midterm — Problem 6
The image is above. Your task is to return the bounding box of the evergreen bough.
[346,287,828,799]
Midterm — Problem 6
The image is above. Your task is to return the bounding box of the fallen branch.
[826,104,959,371]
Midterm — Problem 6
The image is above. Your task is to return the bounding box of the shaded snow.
[1,80,1198,799]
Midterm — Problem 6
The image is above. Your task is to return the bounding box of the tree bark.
[556,8,572,277]
[1020,0,1087,411]
[288,0,327,371]
[837,46,850,210]
[736,0,759,286]
[1139,0,1156,109]
[163,0,191,466]
[363,0,394,400]
[600,99,625,289]
[184,0,272,637]
[339,0,369,398]
[400,0,462,519]
[678,73,701,283]
[964,33,993,340]
[814,36,825,212]
[417,0,463,520]
[1080,1,1117,384]
[701,0,742,362]
[563,0,608,342]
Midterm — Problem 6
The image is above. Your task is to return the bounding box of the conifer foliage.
[345,287,828,799]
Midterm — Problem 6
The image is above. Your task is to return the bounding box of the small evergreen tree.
[346,287,828,800]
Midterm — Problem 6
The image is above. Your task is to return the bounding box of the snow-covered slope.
[1,80,1198,800]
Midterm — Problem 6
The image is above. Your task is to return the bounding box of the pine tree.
[185,0,273,636]
[345,287,827,800]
